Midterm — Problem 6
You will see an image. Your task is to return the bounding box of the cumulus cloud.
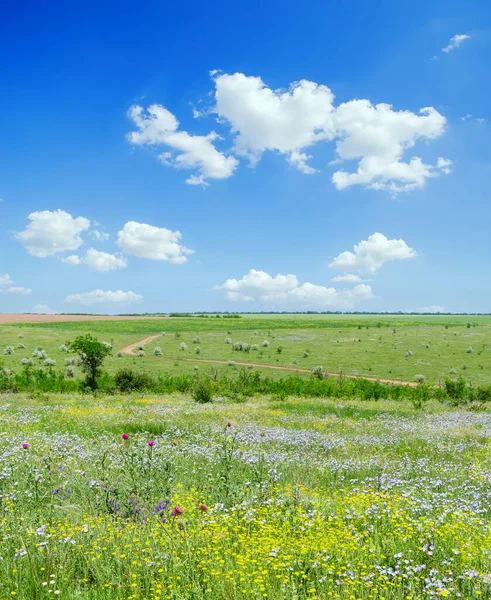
[442,33,470,53]
[0,274,31,295]
[212,72,450,193]
[127,104,238,185]
[0,274,13,287]
[91,229,110,242]
[83,249,127,272]
[2,286,32,295]
[214,268,374,309]
[65,290,143,306]
[117,221,194,264]
[16,209,91,257]
[329,233,418,274]
[330,274,364,283]
[62,255,82,265]
[31,304,57,314]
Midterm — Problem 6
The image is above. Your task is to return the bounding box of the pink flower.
[199,504,208,512]
[22,443,29,449]
[122,433,129,440]
[227,421,232,428]
[173,506,183,516]
[147,439,155,447]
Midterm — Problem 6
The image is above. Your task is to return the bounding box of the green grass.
[2,316,491,384]
[1,392,491,598]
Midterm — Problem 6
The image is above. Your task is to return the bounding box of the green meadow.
[1,315,491,385]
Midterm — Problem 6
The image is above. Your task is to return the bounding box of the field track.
[0,314,170,324]
[122,334,420,387]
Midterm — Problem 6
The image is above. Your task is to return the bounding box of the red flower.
[226,421,232,428]
[122,433,129,440]
[199,504,208,512]
[173,506,184,516]
[147,439,155,447]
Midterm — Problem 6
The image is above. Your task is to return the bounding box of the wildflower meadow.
[2,391,491,599]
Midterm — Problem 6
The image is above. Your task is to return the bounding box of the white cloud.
[127,104,238,185]
[329,232,418,274]
[330,274,364,283]
[92,230,110,242]
[214,268,374,309]
[16,209,91,257]
[0,274,31,295]
[1,286,32,295]
[62,255,82,265]
[287,151,317,174]
[117,221,194,264]
[84,249,127,272]
[0,274,14,287]
[211,72,449,193]
[442,33,470,53]
[407,305,445,313]
[32,304,57,314]
[65,290,143,306]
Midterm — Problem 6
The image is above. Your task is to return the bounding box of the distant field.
[2,315,490,385]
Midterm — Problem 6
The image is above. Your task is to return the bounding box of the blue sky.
[1,0,490,314]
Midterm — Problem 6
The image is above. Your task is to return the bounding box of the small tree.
[69,334,112,390]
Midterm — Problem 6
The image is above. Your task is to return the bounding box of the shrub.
[449,367,457,375]
[191,378,214,404]
[233,342,242,351]
[18,334,24,339]
[138,345,145,351]
[195,346,201,354]
[261,340,270,348]
[251,344,258,351]
[303,351,309,358]
[102,341,112,350]
[17,343,26,349]
[59,344,69,353]
[114,368,154,392]
[414,374,426,384]
[466,346,473,354]
[153,347,163,356]
[312,366,324,379]
[44,358,56,367]
[33,349,47,360]
[65,365,76,378]
[276,346,283,354]
[65,358,76,366]
[193,336,201,344]
[405,350,413,357]
[179,343,188,351]
[4,346,14,355]
[138,350,145,357]
[116,351,123,358]
[225,337,232,344]
[21,358,33,366]
[228,361,235,366]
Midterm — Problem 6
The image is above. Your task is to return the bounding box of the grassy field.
[1,392,491,598]
[2,315,491,384]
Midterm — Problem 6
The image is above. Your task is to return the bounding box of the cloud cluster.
[127,71,451,193]
[329,232,418,274]
[214,269,374,309]
[16,210,194,269]
[65,290,143,306]
[0,274,31,295]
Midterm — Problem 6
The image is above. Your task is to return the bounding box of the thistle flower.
[122,433,129,440]
[199,504,208,512]
[147,439,155,446]
[22,443,29,449]
[172,506,183,516]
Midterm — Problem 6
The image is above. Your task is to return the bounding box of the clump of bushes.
[153,347,163,356]
[261,340,270,348]
[4,346,14,355]
[17,343,26,349]
[195,346,201,354]
[44,358,56,367]
[405,350,413,357]
[59,344,69,353]
[312,366,324,379]
[192,378,214,404]
[466,346,473,354]
[193,336,201,344]
[225,337,232,344]
[179,343,188,351]
[414,374,426,384]
[114,368,154,392]
[21,358,33,366]
[65,365,76,378]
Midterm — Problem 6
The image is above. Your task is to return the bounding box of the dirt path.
[120,334,419,387]
[120,334,163,355]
